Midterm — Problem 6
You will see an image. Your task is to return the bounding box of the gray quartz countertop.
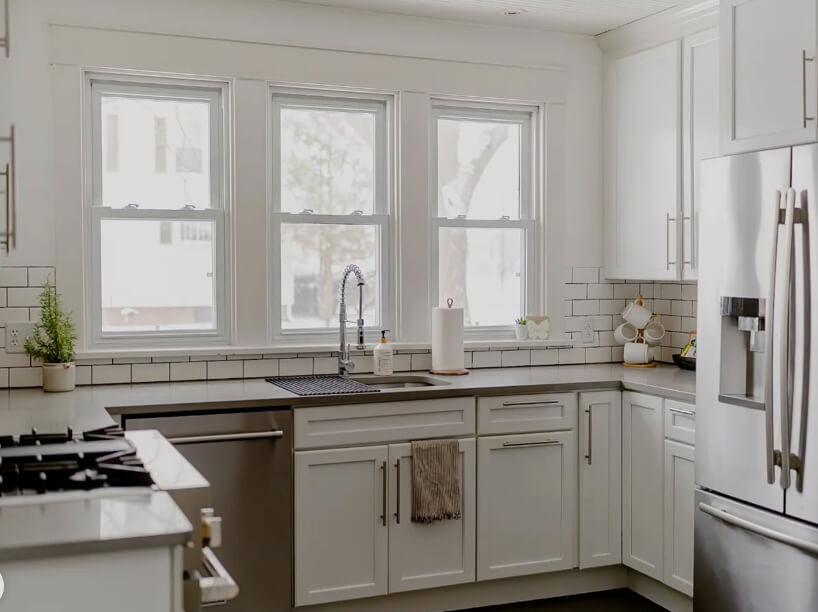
[0,363,695,436]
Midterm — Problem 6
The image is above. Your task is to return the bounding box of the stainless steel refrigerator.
[696,145,818,610]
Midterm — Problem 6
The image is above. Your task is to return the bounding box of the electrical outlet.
[6,322,35,353]
[581,317,595,343]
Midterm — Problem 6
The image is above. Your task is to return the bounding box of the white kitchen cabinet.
[622,391,664,581]
[477,431,576,581]
[578,391,622,569]
[682,28,719,280]
[604,41,681,281]
[721,0,817,154]
[664,440,695,597]
[388,438,475,593]
[294,445,389,606]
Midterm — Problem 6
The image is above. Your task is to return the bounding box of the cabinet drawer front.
[665,400,696,445]
[294,397,475,448]
[478,393,577,434]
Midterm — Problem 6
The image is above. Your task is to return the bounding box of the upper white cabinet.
[721,0,817,154]
[682,28,720,280]
[578,391,622,569]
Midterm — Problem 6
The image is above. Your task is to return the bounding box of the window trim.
[85,74,231,348]
[269,87,395,344]
[430,101,540,338]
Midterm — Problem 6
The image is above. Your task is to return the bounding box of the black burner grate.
[266,375,380,396]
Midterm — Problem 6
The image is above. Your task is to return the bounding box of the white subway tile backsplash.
[132,363,170,383]
[7,288,42,308]
[558,348,586,365]
[0,268,28,288]
[472,351,501,368]
[599,299,625,315]
[572,300,599,316]
[585,347,612,363]
[530,349,558,366]
[10,367,42,388]
[613,284,640,299]
[587,283,613,299]
[279,358,313,376]
[564,284,587,300]
[312,357,338,375]
[170,362,206,382]
[0,308,30,323]
[243,359,279,378]
[660,284,683,300]
[76,366,91,386]
[410,352,432,371]
[0,353,29,368]
[682,284,697,301]
[27,267,55,287]
[207,361,243,380]
[671,300,693,317]
[92,365,131,385]
[501,350,530,367]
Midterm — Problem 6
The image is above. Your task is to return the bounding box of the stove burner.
[0,427,153,496]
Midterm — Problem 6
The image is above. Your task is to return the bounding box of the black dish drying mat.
[266,375,381,396]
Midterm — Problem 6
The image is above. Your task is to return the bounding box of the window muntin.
[88,78,228,343]
[432,103,537,331]
[272,91,391,338]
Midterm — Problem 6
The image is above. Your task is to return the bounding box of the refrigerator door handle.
[778,188,796,490]
[699,502,818,556]
[765,189,784,485]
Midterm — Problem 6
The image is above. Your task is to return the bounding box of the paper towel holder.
[430,297,470,376]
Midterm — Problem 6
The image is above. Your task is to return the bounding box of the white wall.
[4,0,603,270]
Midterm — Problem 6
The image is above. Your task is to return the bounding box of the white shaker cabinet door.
[664,439,695,596]
[622,392,665,581]
[477,431,577,581]
[388,438,476,593]
[294,446,389,606]
[604,41,681,281]
[682,28,719,281]
[721,0,817,154]
[578,391,622,569]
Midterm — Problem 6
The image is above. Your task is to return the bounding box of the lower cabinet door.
[388,438,476,593]
[664,440,695,596]
[477,431,577,581]
[579,391,622,568]
[294,446,389,606]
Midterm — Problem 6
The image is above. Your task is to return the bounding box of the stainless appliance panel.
[697,149,791,511]
[126,409,293,612]
[695,489,818,612]
[788,143,818,524]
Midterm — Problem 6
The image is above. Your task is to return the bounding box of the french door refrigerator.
[696,144,818,611]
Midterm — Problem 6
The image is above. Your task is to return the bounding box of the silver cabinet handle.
[666,213,677,270]
[380,461,387,527]
[167,430,284,445]
[765,190,784,485]
[584,408,592,465]
[804,50,816,128]
[682,214,694,266]
[502,440,560,448]
[778,188,797,490]
[394,459,401,524]
[669,407,695,417]
[200,546,240,605]
[0,126,15,253]
[699,503,818,556]
[501,399,560,407]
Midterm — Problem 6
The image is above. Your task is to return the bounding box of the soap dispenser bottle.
[373,329,393,376]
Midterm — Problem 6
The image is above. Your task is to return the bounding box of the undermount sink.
[352,375,450,390]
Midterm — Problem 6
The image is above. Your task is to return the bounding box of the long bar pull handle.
[669,407,695,417]
[380,461,387,527]
[778,188,797,490]
[167,430,284,445]
[682,215,694,266]
[804,50,816,128]
[666,213,677,270]
[765,190,783,485]
[699,503,818,556]
[501,399,560,407]
[584,408,593,465]
[394,459,400,524]
[502,440,560,448]
[791,189,811,491]
[1,163,8,255]
[0,126,15,253]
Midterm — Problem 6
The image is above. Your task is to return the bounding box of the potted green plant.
[514,317,528,341]
[24,279,77,392]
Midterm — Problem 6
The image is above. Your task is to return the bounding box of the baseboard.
[627,570,693,612]
[298,566,629,612]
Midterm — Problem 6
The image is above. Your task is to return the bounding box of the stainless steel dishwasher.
[123,408,293,612]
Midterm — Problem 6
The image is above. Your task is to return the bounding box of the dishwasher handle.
[168,430,284,445]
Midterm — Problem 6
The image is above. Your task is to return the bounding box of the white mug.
[622,301,653,329]
[644,320,666,346]
[624,341,651,364]
[614,322,639,344]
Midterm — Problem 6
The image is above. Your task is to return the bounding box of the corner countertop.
[0,363,695,436]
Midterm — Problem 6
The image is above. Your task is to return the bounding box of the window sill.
[74,338,575,360]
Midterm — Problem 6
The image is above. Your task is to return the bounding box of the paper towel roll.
[432,303,465,372]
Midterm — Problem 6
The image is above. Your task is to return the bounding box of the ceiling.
[275,0,684,35]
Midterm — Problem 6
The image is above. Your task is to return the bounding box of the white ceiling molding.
[270,0,684,36]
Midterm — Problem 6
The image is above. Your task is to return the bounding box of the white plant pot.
[515,325,529,341]
[42,362,76,393]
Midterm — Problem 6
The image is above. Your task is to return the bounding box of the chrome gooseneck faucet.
[338,264,365,376]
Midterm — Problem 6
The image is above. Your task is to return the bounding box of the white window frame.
[85,74,231,347]
[430,100,540,338]
[269,87,394,344]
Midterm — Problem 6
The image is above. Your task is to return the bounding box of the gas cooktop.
[0,426,154,496]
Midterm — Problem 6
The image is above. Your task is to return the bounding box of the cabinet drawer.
[477,393,577,434]
[664,400,695,445]
[294,397,475,449]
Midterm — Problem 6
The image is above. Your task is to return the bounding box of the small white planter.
[514,325,529,341]
[42,362,76,393]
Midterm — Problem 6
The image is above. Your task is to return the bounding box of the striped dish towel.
[410,439,462,524]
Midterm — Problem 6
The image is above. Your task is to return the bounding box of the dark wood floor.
[453,589,665,611]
